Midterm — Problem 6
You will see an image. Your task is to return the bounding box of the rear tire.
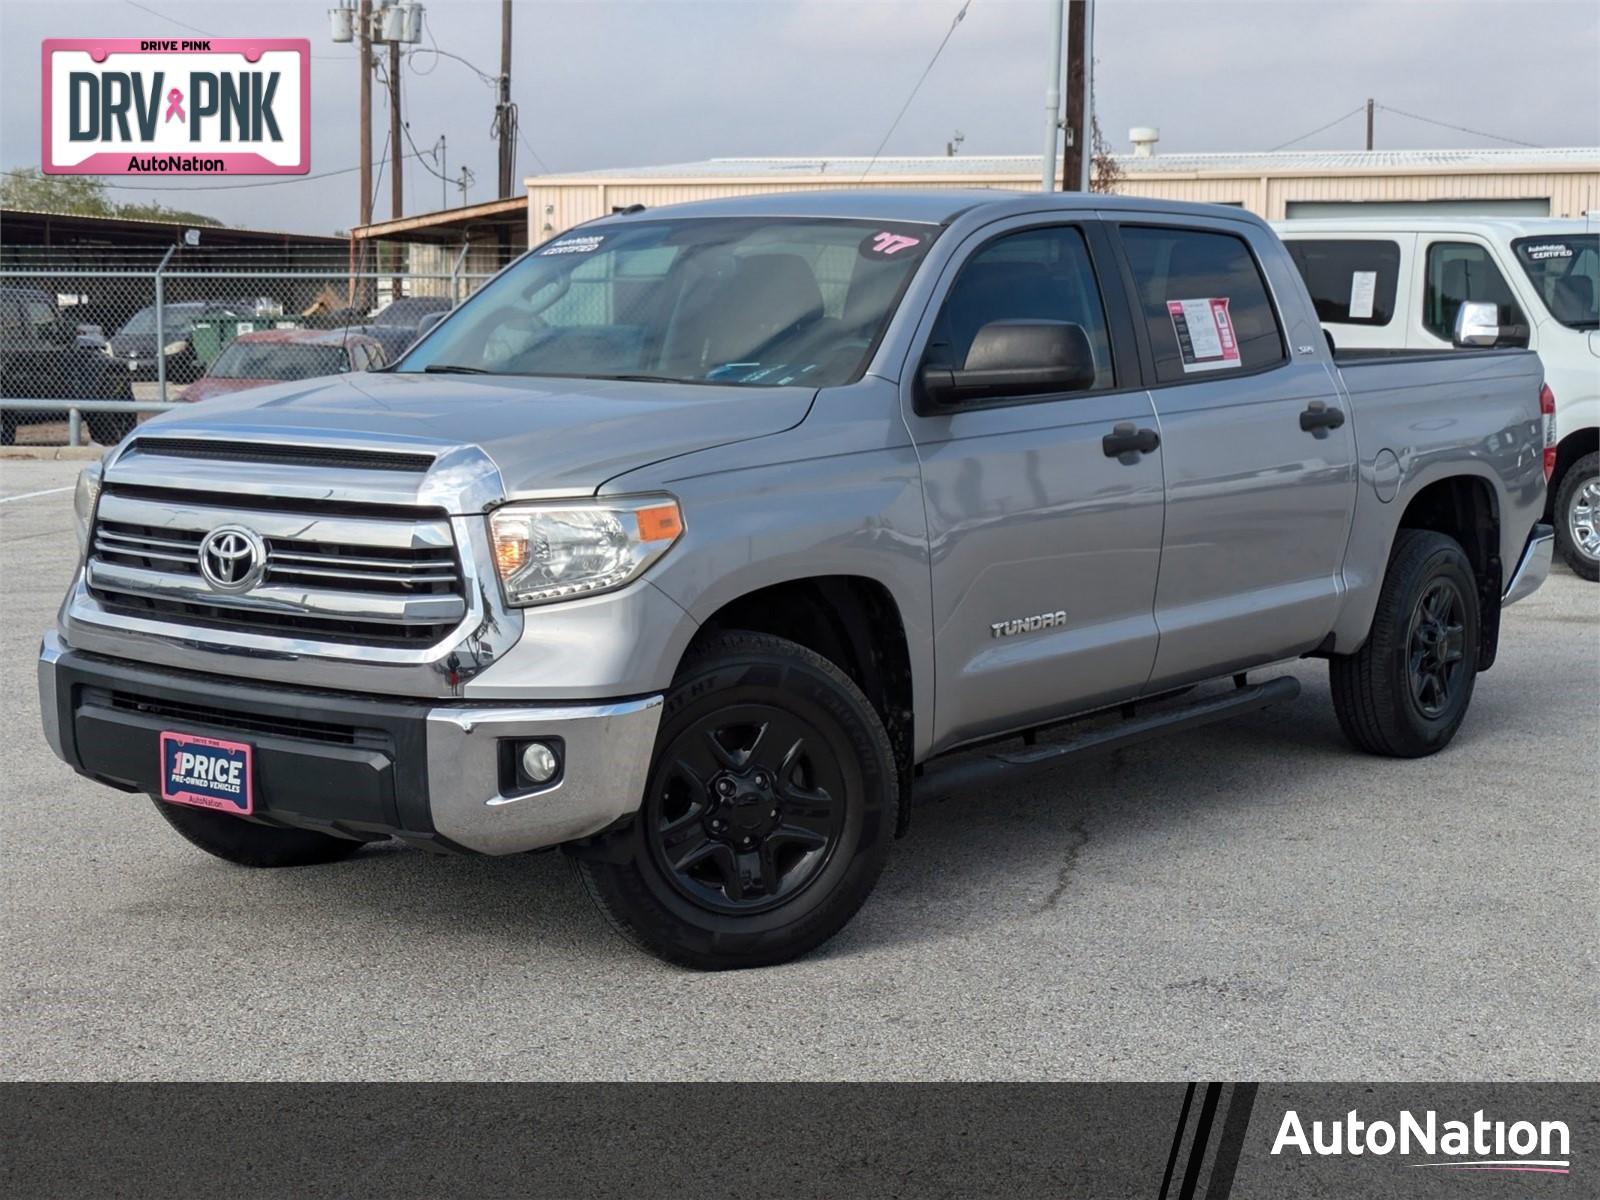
[152,798,366,868]
[1553,451,1599,582]
[1330,529,1480,758]
[571,631,898,970]
[87,411,135,446]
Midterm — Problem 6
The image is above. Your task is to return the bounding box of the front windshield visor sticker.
[1167,297,1241,372]
[540,233,605,256]
[859,227,929,260]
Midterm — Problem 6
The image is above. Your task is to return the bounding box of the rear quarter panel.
[1330,350,1547,651]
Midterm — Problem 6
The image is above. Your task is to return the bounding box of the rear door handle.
[1299,401,1346,437]
[1102,422,1161,462]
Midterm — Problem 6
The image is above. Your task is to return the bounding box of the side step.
[913,676,1301,803]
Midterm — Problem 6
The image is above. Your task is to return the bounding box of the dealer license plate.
[159,731,254,815]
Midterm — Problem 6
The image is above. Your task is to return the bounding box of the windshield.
[116,304,208,337]
[1512,235,1599,330]
[399,216,938,387]
[207,340,348,380]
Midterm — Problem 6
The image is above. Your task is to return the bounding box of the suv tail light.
[1540,383,1557,481]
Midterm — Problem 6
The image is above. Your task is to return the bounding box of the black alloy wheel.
[1405,577,1467,720]
[646,704,847,915]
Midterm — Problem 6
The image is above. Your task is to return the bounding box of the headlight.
[488,497,683,607]
[73,461,102,552]
[162,339,188,355]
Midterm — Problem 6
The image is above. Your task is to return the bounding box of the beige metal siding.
[529,163,1600,240]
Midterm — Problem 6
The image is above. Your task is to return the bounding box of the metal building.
[524,147,1600,241]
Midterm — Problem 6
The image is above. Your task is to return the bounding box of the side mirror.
[918,320,1096,411]
[415,310,448,338]
[1453,301,1500,347]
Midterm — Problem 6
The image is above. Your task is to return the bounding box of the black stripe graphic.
[1158,1083,1197,1200]
[1177,1083,1224,1200]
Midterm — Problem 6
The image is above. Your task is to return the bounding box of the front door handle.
[1102,422,1160,462]
[1299,401,1347,437]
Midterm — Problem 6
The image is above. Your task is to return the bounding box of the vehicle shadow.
[257,664,1508,970]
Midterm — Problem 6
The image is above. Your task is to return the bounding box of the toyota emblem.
[197,525,267,593]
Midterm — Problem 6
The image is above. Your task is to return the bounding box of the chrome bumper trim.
[1503,524,1554,606]
[38,631,66,761]
[425,695,663,855]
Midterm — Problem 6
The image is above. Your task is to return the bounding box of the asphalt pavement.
[3,458,1595,1081]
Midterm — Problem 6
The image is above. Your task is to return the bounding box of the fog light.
[519,741,560,785]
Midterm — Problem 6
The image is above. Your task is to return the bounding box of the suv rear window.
[1120,226,1286,383]
[1284,239,1401,326]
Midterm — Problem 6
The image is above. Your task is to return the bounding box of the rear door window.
[1120,226,1286,383]
[1284,239,1401,326]
[1422,241,1527,343]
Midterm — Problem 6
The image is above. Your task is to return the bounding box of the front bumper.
[38,633,661,856]
[1503,523,1554,606]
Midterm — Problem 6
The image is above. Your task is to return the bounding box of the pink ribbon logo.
[164,88,185,123]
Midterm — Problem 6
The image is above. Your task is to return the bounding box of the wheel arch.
[1393,473,1502,670]
[690,574,918,833]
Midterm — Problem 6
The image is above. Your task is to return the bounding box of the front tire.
[572,631,898,970]
[152,798,366,867]
[1553,451,1599,582]
[1330,529,1481,758]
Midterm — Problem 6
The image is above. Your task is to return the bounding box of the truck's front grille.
[86,487,471,648]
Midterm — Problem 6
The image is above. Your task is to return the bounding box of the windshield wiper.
[579,373,693,385]
[422,363,492,374]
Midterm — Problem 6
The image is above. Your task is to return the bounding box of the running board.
[913,676,1301,803]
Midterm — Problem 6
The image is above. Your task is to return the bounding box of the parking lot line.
[0,486,74,504]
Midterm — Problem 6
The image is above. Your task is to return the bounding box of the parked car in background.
[0,285,133,445]
[371,296,451,330]
[107,301,249,384]
[334,320,423,362]
[177,328,387,402]
[1277,217,1599,579]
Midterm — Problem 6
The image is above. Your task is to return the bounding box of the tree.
[1,168,115,216]
[1089,115,1123,194]
[1,167,220,226]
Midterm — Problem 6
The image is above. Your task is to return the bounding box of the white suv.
[1276,217,1599,580]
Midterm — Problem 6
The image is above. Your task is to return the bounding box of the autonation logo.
[1272,1108,1572,1175]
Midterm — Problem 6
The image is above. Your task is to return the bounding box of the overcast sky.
[4,0,1597,234]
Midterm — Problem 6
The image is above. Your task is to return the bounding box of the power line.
[1267,105,1364,153]
[121,0,351,59]
[858,0,974,182]
[1375,103,1540,148]
[3,153,425,194]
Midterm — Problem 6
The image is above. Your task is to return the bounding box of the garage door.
[1285,198,1552,219]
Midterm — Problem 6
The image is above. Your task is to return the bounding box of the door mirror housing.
[1453,301,1500,347]
[918,320,1096,411]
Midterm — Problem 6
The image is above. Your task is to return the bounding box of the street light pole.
[1042,0,1064,192]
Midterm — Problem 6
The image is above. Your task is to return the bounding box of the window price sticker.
[1167,297,1241,372]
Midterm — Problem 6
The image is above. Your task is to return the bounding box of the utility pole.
[1365,97,1375,150]
[497,0,515,197]
[1061,0,1085,191]
[357,0,373,232]
[390,42,404,218]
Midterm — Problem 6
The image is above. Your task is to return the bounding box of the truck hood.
[133,370,817,499]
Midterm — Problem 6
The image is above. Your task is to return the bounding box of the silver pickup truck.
[39,192,1554,968]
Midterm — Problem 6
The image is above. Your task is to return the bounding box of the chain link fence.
[1,247,502,446]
